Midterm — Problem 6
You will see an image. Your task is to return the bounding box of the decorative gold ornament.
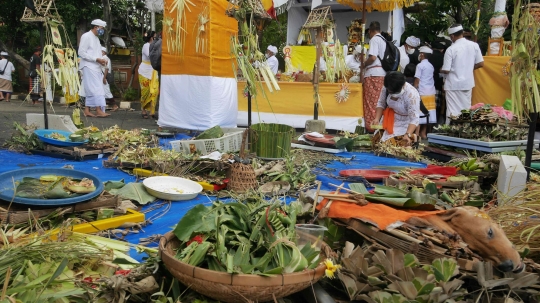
[334,83,350,103]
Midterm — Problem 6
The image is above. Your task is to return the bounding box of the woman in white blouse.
[372,71,420,146]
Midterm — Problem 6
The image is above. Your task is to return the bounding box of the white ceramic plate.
[143,176,202,201]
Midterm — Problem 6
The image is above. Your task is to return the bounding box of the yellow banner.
[290,46,316,72]
[472,56,511,107]
[162,0,237,77]
[238,81,363,117]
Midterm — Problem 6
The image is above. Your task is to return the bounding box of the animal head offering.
[435,206,523,273]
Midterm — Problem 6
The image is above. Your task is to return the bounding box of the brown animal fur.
[407,206,521,272]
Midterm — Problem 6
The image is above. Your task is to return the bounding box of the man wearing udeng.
[78,19,110,118]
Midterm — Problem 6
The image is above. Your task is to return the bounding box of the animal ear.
[438,208,464,222]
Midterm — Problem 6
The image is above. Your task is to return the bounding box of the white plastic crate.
[170,128,245,155]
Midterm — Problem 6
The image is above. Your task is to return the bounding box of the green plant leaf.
[374,185,408,197]
[405,191,437,210]
[364,195,414,208]
[109,182,156,204]
[104,179,125,191]
[404,254,418,267]
[349,183,370,194]
[413,278,435,296]
[173,204,216,242]
[424,183,438,197]
[431,258,459,282]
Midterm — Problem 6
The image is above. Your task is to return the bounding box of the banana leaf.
[173,204,216,242]
[15,177,79,199]
[196,125,224,140]
[109,183,155,205]
[44,181,80,199]
[104,179,125,191]
[364,191,436,210]
[374,185,408,197]
[349,183,370,194]
[335,138,354,150]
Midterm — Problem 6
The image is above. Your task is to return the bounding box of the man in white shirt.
[78,19,110,118]
[345,46,361,74]
[397,36,420,71]
[265,45,279,75]
[0,52,15,102]
[441,24,484,124]
[414,46,436,139]
[363,21,387,132]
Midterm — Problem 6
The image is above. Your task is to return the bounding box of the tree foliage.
[402,0,497,52]
[261,14,288,71]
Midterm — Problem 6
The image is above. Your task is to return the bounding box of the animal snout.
[497,260,515,272]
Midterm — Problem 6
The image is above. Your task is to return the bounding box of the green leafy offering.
[172,200,324,275]
[16,177,76,199]
[356,185,437,210]
[109,183,155,205]
[14,176,97,199]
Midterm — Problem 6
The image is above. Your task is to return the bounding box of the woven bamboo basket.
[159,232,328,303]
[228,130,258,192]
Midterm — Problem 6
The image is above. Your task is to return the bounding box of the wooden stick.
[334,182,345,194]
[319,196,362,204]
[328,183,364,195]
[1,267,11,300]
[312,181,322,216]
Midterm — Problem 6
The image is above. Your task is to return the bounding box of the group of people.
[26,19,161,120]
[360,22,484,146]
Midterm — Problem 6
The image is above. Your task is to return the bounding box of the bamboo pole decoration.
[359,0,367,82]
[313,27,322,120]
[474,0,482,42]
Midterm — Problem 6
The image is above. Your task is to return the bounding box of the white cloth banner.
[237,111,360,132]
[158,75,238,130]
[392,8,405,45]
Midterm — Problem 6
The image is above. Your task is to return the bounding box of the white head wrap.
[418,46,433,54]
[448,25,463,35]
[267,45,278,55]
[101,47,108,53]
[405,36,421,47]
[91,19,107,27]
[354,45,363,54]
[0,51,8,56]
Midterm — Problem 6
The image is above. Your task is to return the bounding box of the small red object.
[338,169,393,181]
[186,235,204,246]
[410,166,457,176]
[115,269,132,276]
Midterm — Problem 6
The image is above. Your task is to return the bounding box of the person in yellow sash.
[414,46,436,140]
[372,72,420,147]
[138,31,159,119]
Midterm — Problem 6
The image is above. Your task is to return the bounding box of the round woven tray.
[159,232,327,303]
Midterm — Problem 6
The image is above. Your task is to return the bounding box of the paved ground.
[0,97,163,146]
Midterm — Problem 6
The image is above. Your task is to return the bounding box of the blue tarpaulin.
[0,143,425,262]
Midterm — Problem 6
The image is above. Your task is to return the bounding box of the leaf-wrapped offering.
[15,176,97,199]
[172,200,323,275]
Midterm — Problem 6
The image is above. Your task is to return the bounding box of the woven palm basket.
[228,130,258,193]
[159,232,328,303]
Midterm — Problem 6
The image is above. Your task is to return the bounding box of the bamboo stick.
[328,183,365,196]
[312,181,322,216]
[1,267,11,300]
